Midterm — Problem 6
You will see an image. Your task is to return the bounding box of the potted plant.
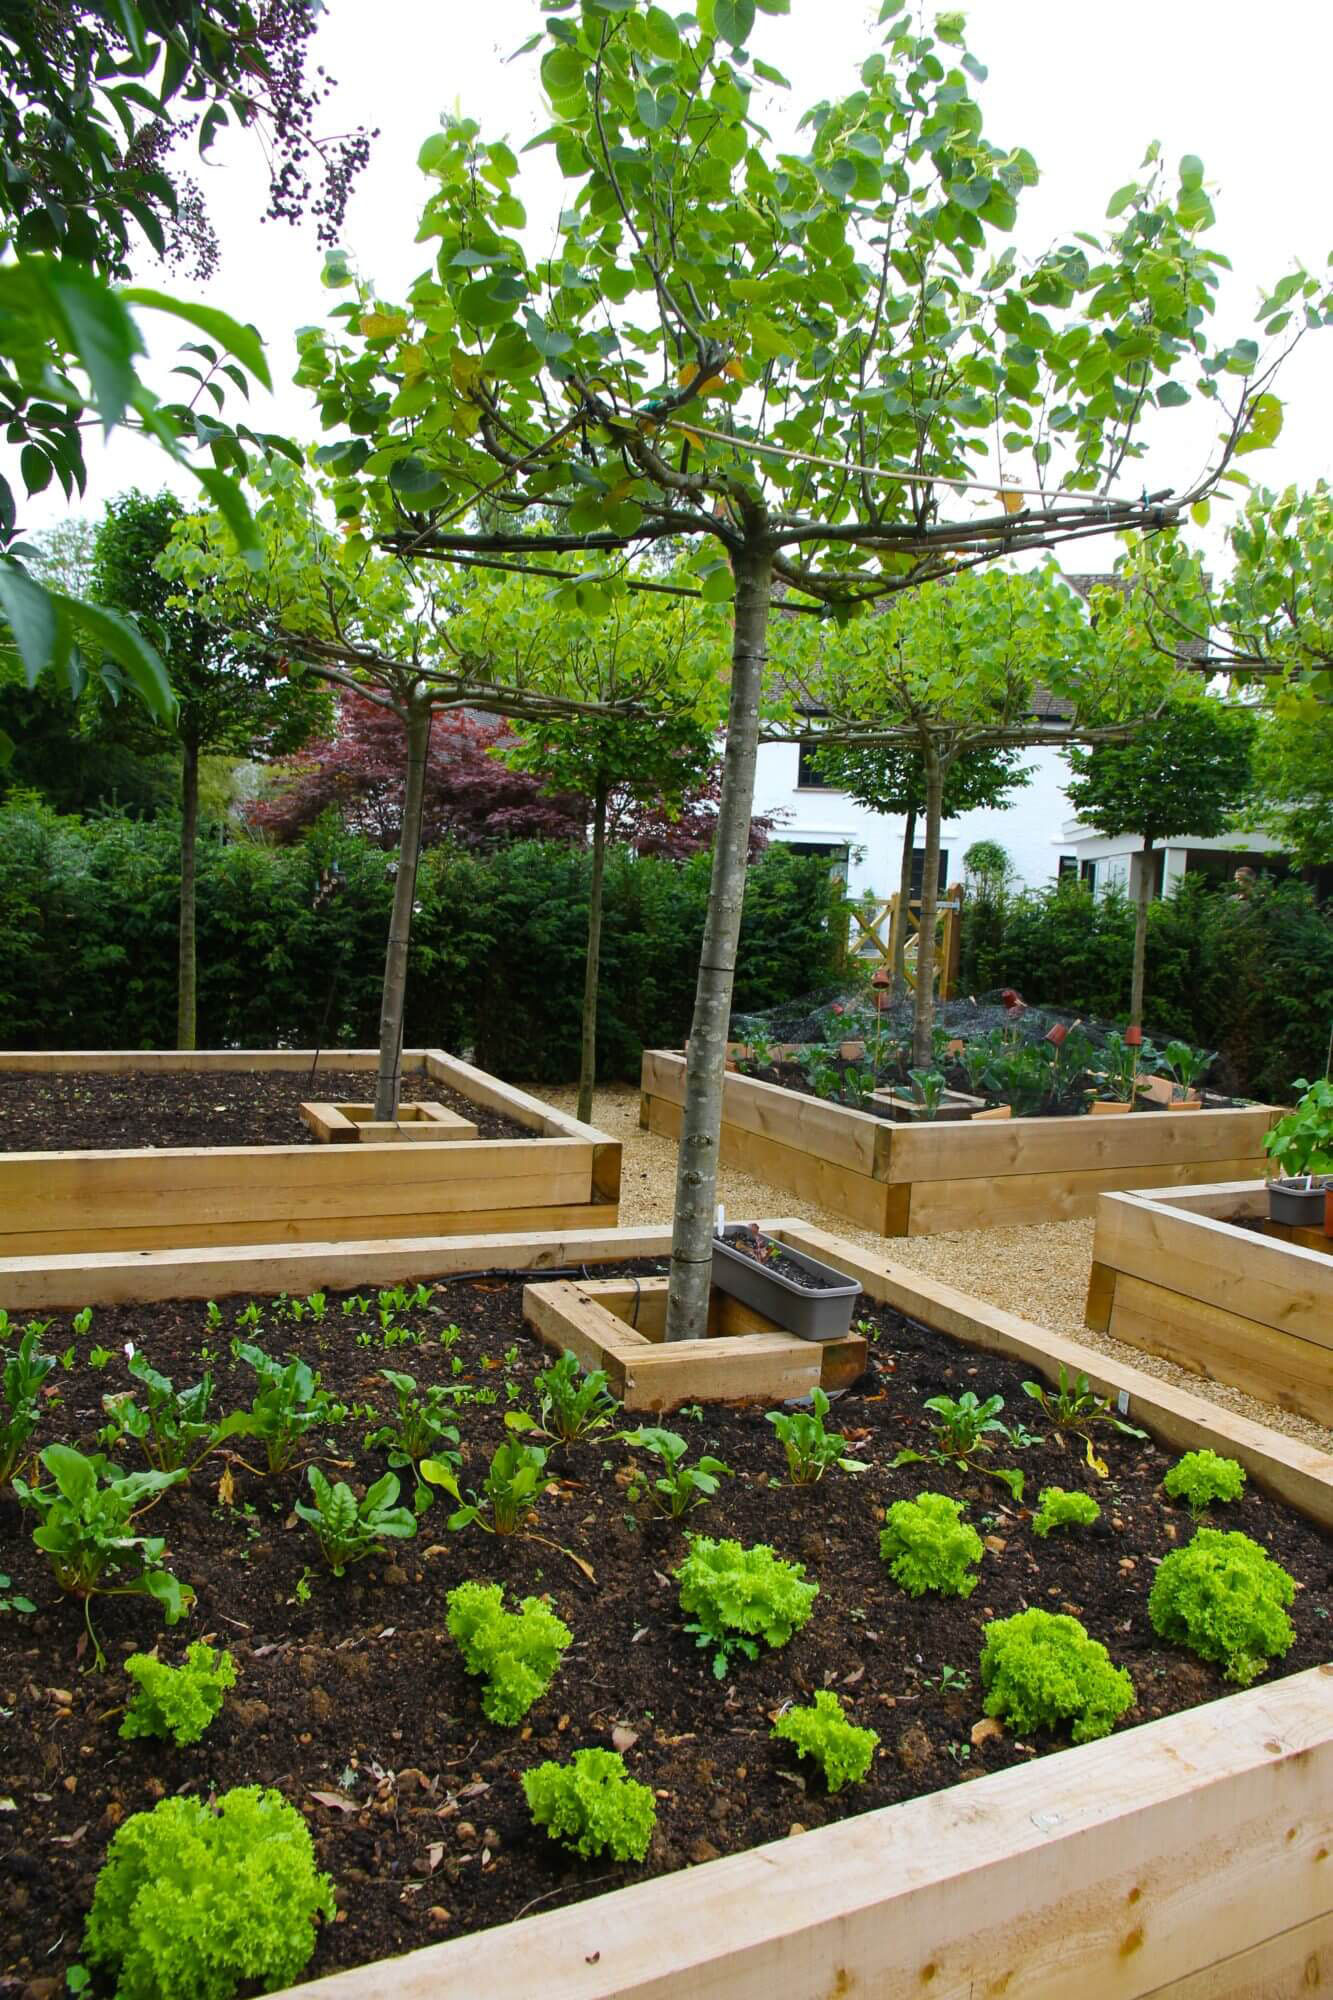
[1148,1039,1215,1109]
[711,1222,862,1341]
[1090,1028,1157,1115]
[1262,1077,1333,1226]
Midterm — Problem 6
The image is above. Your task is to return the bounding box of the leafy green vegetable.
[1163,1449,1247,1518]
[446,1580,571,1725]
[766,1385,868,1486]
[440,1437,549,1534]
[879,1491,983,1597]
[1031,1487,1101,1538]
[100,1353,243,1476]
[121,1642,236,1747]
[533,1349,620,1442]
[83,1787,335,2000]
[1148,1528,1295,1684]
[230,1344,346,1475]
[771,1690,878,1792]
[0,1326,54,1487]
[364,1368,460,1499]
[523,1748,656,1862]
[294,1466,417,1574]
[980,1608,1135,1744]
[675,1534,817,1679]
[619,1426,732,1516]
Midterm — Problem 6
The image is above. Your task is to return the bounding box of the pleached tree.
[268,0,1322,1335]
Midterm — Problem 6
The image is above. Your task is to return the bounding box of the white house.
[751,738,1287,902]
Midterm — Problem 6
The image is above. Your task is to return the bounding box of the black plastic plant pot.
[711,1226,862,1342]
[1267,1178,1330,1228]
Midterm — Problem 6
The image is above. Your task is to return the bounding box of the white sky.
[50,0,1333,570]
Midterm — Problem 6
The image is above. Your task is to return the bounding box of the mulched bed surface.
[3,1267,1330,1994]
[0,1068,530,1150]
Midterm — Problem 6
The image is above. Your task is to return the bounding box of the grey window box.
[711,1226,862,1342]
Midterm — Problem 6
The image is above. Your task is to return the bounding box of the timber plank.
[1085,1259,1117,1333]
[0,1203,621,1259]
[1091,1192,1333,1345]
[1142,1915,1333,1998]
[1107,1271,1333,1428]
[644,1093,892,1232]
[279,1666,1333,2000]
[639,1051,880,1175]
[0,1047,425,1074]
[772,1221,1333,1524]
[883,1102,1278,1183]
[906,1155,1266,1233]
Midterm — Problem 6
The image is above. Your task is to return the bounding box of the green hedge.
[960,875,1333,1101]
[0,801,839,1080]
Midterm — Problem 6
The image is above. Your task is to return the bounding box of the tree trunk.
[1130,835,1154,1029]
[666,543,771,1342]
[910,744,944,1069]
[374,700,431,1123]
[893,805,916,999]
[576,779,609,1126]
[176,735,199,1050]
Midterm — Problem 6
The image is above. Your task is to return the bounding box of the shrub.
[82,1786,335,2000]
[1163,1449,1247,1518]
[522,1748,656,1862]
[771,1690,878,1792]
[879,1492,982,1598]
[979,1608,1136,1744]
[1031,1487,1102,1538]
[446,1580,572,1725]
[1148,1528,1296,1685]
[121,1643,236,1748]
[675,1535,818,1679]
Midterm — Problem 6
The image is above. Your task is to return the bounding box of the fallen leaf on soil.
[843,1665,865,1686]
[310,1791,360,1814]
[971,1718,1004,1749]
[611,1725,639,1753]
[0,1799,15,1813]
[217,1465,235,1506]
[983,1535,1007,1555]
[427,1842,444,1872]
[631,1626,649,1644]
[51,1824,88,1846]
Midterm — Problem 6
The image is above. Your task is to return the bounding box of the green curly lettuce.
[523,1747,656,1861]
[1148,1528,1295,1684]
[446,1579,572,1725]
[121,1642,236,1747]
[879,1490,983,1597]
[1031,1487,1101,1538]
[980,1608,1135,1744]
[1162,1449,1247,1518]
[675,1534,818,1680]
[83,1786,335,2000]
[771,1689,878,1792]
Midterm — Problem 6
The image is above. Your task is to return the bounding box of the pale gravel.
[531,1082,1333,1459]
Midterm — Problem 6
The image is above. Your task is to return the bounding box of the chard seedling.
[532,1349,620,1443]
[230,1344,347,1475]
[365,1369,460,1504]
[436,1438,549,1534]
[295,1466,418,1574]
[893,1391,1026,1502]
[1021,1367,1147,1472]
[766,1386,869,1486]
[0,1572,36,1615]
[0,1327,56,1488]
[72,1307,93,1337]
[89,1346,114,1370]
[100,1353,245,1477]
[619,1426,732,1517]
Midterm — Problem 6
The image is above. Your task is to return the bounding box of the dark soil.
[747,1057,1238,1122]
[721,1228,847,1290]
[0,1068,531,1151]
[3,1271,1330,1995]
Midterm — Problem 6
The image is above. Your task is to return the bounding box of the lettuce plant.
[295,1466,417,1574]
[1031,1487,1101,1538]
[619,1426,731,1516]
[1148,1528,1295,1684]
[121,1642,236,1747]
[771,1690,878,1792]
[446,1580,571,1725]
[14,1444,191,1667]
[1162,1449,1247,1518]
[523,1748,656,1862]
[879,1492,982,1598]
[83,1786,335,2000]
[533,1349,620,1442]
[980,1608,1135,1744]
[675,1534,818,1679]
[766,1385,868,1486]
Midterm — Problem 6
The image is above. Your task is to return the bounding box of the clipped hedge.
[0,800,840,1080]
[959,874,1333,1101]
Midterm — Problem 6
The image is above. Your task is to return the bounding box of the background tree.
[812,737,1030,997]
[274,1,1318,1336]
[92,488,327,1046]
[1065,692,1258,1026]
[1248,705,1333,873]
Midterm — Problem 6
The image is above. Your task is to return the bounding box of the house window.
[1080,858,1097,890]
[796,741,840,789]
[910,848,949,899]
[779,837,850,888]
[1058,854,1079,881]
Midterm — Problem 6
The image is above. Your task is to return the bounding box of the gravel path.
[534,1082,1333,1458]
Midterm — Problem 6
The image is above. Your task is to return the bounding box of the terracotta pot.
[972,1104,1012,1122]
[945,1037,967,1058]
[839,1040,866,1061]
[1090,1099,1132,1117]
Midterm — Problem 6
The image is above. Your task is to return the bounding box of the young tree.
[811,737,1030,997]
[1065,693,1257,1025]
[1248,705,1333,871]
[274,3,1319,1336]
[91,489,327,1046]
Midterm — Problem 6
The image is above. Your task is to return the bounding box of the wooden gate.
[847,893,961,999]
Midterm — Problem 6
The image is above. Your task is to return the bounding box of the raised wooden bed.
[0,1048,620,1255]
[641,1049,1279,1235]
[6,1218,1329,1999]
[1086,1179,1333,1428]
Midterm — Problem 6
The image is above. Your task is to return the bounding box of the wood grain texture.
[644,1092,894,1233]
[905,1155,1267,1234]
[1107,1271,1333,1428]
[0,1047,428,1073]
